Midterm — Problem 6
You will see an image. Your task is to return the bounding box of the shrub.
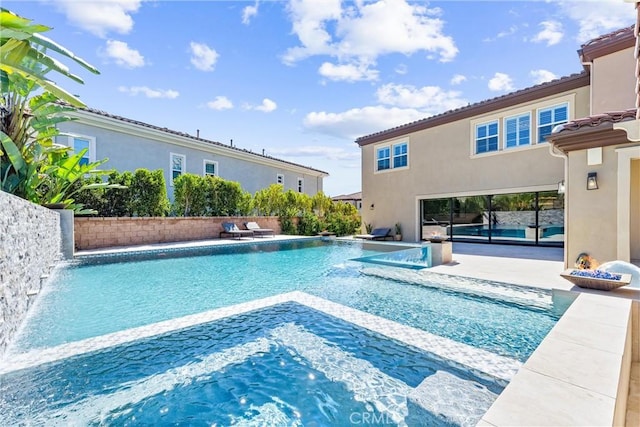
[173,173,206,216]
[130,169,169,216]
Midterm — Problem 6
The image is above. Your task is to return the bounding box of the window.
[170,153,185,185]
[277,174,284,185]
[475,121,498,154]
[376,147,390,171]
[66,135,95,166]
[297,178,304,193]
[393,142,408,168]
[538,103,568,143]
[376,141,408,171]
[504,113,530,148]
[203,160,217,177]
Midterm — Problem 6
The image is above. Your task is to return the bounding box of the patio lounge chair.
[354,227,392,241]
[244,221,274,237]
[220,222,254,239]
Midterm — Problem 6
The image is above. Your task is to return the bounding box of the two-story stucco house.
[56,107,328,200]
[356,25,639,267]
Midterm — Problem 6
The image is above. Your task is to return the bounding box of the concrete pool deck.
[74,236,639,426]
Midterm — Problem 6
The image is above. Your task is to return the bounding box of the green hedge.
[73,171,361,236]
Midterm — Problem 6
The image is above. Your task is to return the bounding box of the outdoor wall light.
[370,203,375,210]
[557,180,565,194]
[587,172,598,190]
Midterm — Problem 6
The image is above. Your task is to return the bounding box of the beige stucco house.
[357,25,639,268]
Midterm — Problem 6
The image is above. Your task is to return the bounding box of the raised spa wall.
[0,192,61,356]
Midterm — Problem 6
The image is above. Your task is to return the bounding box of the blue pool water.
[0,303,503,426]
[13,240,562,362]
[453,224,564,239]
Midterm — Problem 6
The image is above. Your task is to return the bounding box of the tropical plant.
[1,8,102,211]
[0,8,99,106]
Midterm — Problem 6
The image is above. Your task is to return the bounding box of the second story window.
[475,121,498,154]
[376,147,390,171]
[170,153,185,185]
[376,141,408,172]
[277,174,284,185]
[297,178,304,193]
[203,160,217,177]
[538,103,568,143]
[393,142,408,168]
[504,113,530,148]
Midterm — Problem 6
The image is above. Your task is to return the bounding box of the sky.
[7,0,636,196]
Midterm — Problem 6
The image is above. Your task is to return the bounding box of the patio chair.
[354,227,392,241]
[244,221,275,237]
[220,222,254,240]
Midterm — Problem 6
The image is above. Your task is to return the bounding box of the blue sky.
[8,0,635,196]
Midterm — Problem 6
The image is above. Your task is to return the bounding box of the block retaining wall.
[74,216,282,250]
[0,192,61,355]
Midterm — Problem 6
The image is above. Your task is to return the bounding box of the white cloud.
[483,25,518,42]
[242,1,259,25]
[118,86,179,99]
[283,0,458,81]
[318,62,379,82]
[530,69,558,85]
[376,83,467,112]
[531,21,564,46]
[246,98,278,113]
[394,64,408,75]
[304,106,426,140]
[206,96,234,110]
[269,146,360,161]
[488,72,514,92]
[450,74,467,85]
[104,40,144,68]
[52,0,142,38]
[557,0,634,42]
[189,42,219,72]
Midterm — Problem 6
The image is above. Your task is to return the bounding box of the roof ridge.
[76,106,329,175]
[356,72,588,144]
[580,25,634,48]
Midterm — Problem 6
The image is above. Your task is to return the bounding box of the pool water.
[12,240,562,362]
[0,303,503,426]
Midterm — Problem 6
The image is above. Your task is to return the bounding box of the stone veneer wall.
[0,192,61,355]
[75,216,282,250]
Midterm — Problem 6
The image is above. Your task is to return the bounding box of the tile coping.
[479,292,633,426]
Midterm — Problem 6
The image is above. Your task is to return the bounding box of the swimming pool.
[10,240,562,362]
[0,301,507,426]
[1,239,571,425]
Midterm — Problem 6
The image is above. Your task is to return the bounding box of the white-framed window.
[66,135,96,166]
[475,121,499,154]
[170,153,186,186]
[393,142,408,168]
[504,113,531,148]
[276,174,284,185]
[376,141,408,171]
[297,177,304,193]
[537,103,568,143]
[203,159,218,177]
[376,146,390,171]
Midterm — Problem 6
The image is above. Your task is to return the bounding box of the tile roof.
[553,108,637,134]
[579,25,635,62]
[76,106,329,176]
[356,72,589,146]
[580,25,634,49]
[332,191,362,200]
